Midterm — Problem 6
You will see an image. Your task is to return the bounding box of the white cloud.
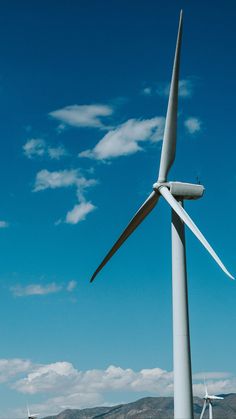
[23,138,67,160]
[157,79,194,98]
[20,363,233,398]
[79,117,165,160]
[13,362,173,397]
[184,117,201,134]
[0,359,32,383]
[33,169,96,193]
[33,169,97,225]
[13,361,78,394]
[1,358,236,417]
[0,221,9,228]
[23,138,46,158]
[47,146,67,159]
[66,280,77,292]
[34,169,79,192]
[10,283,62,297]
[65,202,96,224]
[49,104,113,130]
[10,281,78,297]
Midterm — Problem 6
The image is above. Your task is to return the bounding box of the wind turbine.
[200,381,224,419]
[90,10,234,419]
[27,405,38,419]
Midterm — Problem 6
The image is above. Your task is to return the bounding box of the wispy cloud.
[23,138,67,160]
[178,79,194,97]
[47,146,67,159]
[10,280,78,297]
[157,78,194,98]
[33,169,96,196]
[10,283,62,297]
[79,117,165,160]
[0,221,9,228]
[34,169,85,192]
[3,358,236,417]
[33,169,97,224]
[49,104,113,130]
[0,359,32,383]
[142,87,152,95]
[23,138,46,158]
[66,280,77,292]
[184,117,201,134]
[65,202,96,224]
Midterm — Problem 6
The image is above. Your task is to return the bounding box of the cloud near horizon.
[1,358,235,417]
[79,117,165,160]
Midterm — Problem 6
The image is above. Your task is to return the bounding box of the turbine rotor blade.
[158,10,183,182]
[90,191,160,282]
[159,186,234,280]
[200,400,207,419]
[204,377,208,397]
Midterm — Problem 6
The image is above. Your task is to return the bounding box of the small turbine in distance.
[27,405,38,419]
[200,381,224,419]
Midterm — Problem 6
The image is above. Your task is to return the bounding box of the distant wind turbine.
[27,405,38,419]
[90,10,234,419]
[200,381,224,419]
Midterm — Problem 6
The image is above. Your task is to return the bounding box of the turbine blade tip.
[226,270,235,280]
[90,270,98,283]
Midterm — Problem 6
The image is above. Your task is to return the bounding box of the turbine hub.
[153,181,205,200]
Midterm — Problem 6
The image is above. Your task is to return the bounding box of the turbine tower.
[200,382,224,419]
[90,10,234,419]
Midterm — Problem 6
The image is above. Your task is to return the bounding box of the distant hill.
[43,394,236,418]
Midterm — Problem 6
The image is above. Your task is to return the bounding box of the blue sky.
[0,0,235,417]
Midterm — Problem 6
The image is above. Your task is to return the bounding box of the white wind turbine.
[200,381,224,419]
[27,405,38,419]
[90,10,234,419]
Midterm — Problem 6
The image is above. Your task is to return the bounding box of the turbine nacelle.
[153,181,205,200]
[204,394,224,401]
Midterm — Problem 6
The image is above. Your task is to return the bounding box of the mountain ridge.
[43,393,236,418]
